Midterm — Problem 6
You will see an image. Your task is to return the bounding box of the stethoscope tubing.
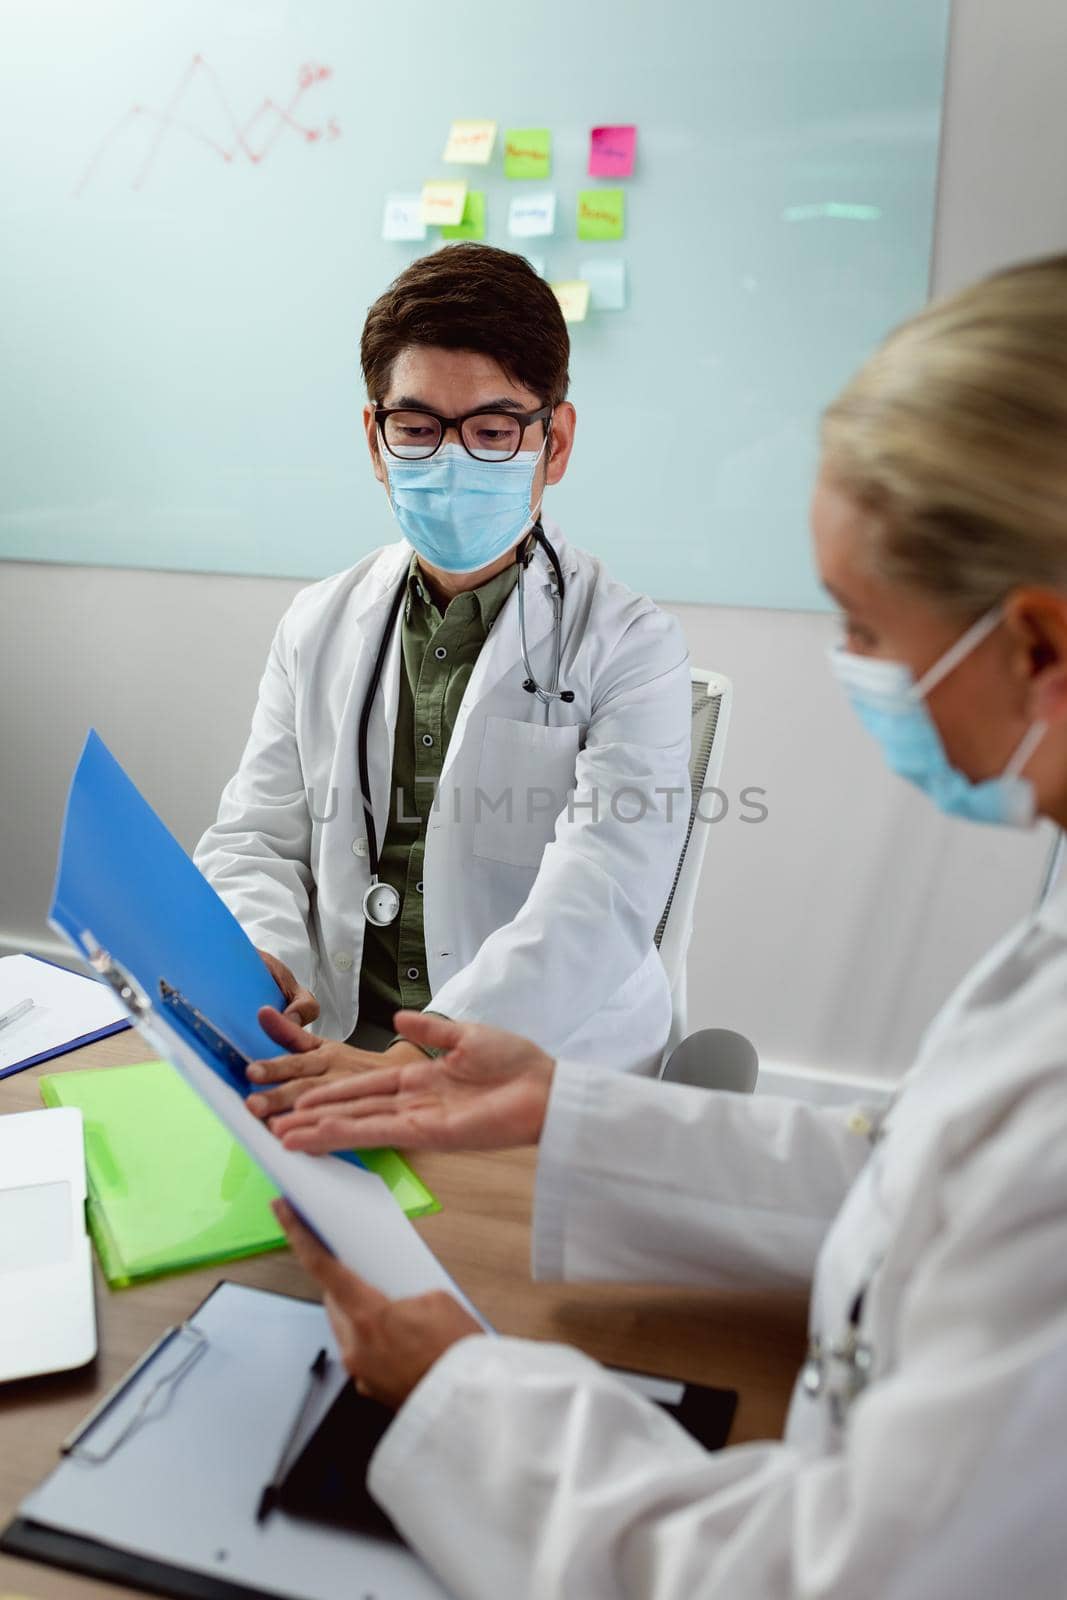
[358,525,571,925]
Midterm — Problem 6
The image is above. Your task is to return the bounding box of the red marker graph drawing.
[74,55,340,196]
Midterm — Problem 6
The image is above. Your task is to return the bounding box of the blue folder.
[50,730,285,1085]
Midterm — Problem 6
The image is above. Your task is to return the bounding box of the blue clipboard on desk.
[47,730,485,1316]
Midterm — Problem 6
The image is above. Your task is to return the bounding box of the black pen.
[256,1346,329,1523]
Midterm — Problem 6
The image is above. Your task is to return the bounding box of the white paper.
[138,1008,490,1321]
[0,953,128,1072]
[507,190,556,238]
[382,193,427,242]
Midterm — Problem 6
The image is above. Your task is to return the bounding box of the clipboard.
[47,731,480,1319]
[1,1281,451,1600]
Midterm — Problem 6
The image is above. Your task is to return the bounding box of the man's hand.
[273,1199,483,1408]
[270,1010,556,1156]
[246,1007,384,1122]
[257,949,319,1026]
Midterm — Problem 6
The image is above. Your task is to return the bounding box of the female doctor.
[258,253,1067,1597]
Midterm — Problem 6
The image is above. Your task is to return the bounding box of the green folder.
[39,1060,439,1289]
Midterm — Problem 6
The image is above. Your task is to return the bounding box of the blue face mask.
[382,439,547,574]
[829,606,1047,828]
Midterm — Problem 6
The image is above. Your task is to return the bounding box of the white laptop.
[0,1107,96,1383]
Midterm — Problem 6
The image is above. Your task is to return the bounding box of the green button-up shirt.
[357,554,519,1034]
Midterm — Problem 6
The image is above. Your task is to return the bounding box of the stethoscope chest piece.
[362,880,401,928]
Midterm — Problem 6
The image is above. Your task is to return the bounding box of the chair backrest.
[654,668,733,1056]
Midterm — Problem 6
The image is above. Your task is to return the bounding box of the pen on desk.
[256,1346,330,1523]
[0,997,34,1033]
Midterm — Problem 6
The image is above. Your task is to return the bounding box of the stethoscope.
[359,520,573,928]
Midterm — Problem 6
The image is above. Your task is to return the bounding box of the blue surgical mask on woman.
[829,605,1047,827]
[382,439,547,574]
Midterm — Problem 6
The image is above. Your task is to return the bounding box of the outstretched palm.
[269,1010,555,1156]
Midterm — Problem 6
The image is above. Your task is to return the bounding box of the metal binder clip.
[158,979,251,1081]
[80,932,153,1023]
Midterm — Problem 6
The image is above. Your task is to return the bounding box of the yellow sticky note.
[422,180,468,227]
[552,280,590,323]
[443,119,497,165]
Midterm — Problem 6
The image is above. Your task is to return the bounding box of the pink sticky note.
[589,125,637,179]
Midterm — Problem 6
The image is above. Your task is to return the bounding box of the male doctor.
[195,244,691,1094]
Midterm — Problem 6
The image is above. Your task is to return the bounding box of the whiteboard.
[0,0,948,609]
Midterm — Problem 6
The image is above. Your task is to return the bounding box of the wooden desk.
[0,1030,807,1600]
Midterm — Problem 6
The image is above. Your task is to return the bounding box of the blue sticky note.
[579,258,627,311]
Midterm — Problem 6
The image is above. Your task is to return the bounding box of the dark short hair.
[361,243,570,406]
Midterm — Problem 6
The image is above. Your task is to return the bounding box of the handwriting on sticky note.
[552,280,590,323]
[421,179,468,227]
[443,119,497,165]
[504,128,551,180]
[382,193,427,242]
[508,191,556,239]
[579,258,626,310]
[589,125,637,178]
[441,190,486,240]
[577,188,625,241]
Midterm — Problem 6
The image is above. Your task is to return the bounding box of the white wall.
[2,0,1065,1079]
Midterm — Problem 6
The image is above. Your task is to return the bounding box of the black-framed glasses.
[375,404,551,463]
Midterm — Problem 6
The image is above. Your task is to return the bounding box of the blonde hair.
[820,254,1067,617]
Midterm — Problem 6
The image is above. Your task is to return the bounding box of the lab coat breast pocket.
[473,716,581,869]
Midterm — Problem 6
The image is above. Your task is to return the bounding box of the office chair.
[654,668,733,1062]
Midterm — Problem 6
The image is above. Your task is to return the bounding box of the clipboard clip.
[63,1322,208,1465]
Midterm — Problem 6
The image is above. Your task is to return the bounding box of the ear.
[363,403,387,487]
[1005,589,1067,727]
[544,402,576,488]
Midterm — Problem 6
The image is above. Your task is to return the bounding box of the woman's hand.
[257,949,319,1026]
[245,1007,379,1121]
[273,1199,482,1408]
[270,1010,556,1156]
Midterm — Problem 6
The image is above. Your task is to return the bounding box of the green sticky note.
[504,128,551,179]
[441,189,487,240]
[40,1060,439,1288]
[577,187,625,241]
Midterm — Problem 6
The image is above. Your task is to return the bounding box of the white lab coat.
[195,523,691,1073]
[368,877,1067,1598]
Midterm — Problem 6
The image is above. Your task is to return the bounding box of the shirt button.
[333,952,353,972]
[406,966,420,981]
[422,733,434,747]
[434,646,447,661]
[416,880,424,894]
[351,837,368,857]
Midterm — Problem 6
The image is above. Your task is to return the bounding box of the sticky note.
[421,179,468,227]
[577,188,625,241]
[579,258,626,310]
[441,190,487,240]
[589,124,637,178]
[504,128,551,180]
[443,119,497,165]
[552,280,590,323]
[382,193,427,242]
[508,191,556,238]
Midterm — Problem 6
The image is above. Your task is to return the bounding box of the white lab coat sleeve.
[193,616,316,992]
[532,1061,871,1290]
[428,608,691,1052]
[368,1087,1067,1600]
